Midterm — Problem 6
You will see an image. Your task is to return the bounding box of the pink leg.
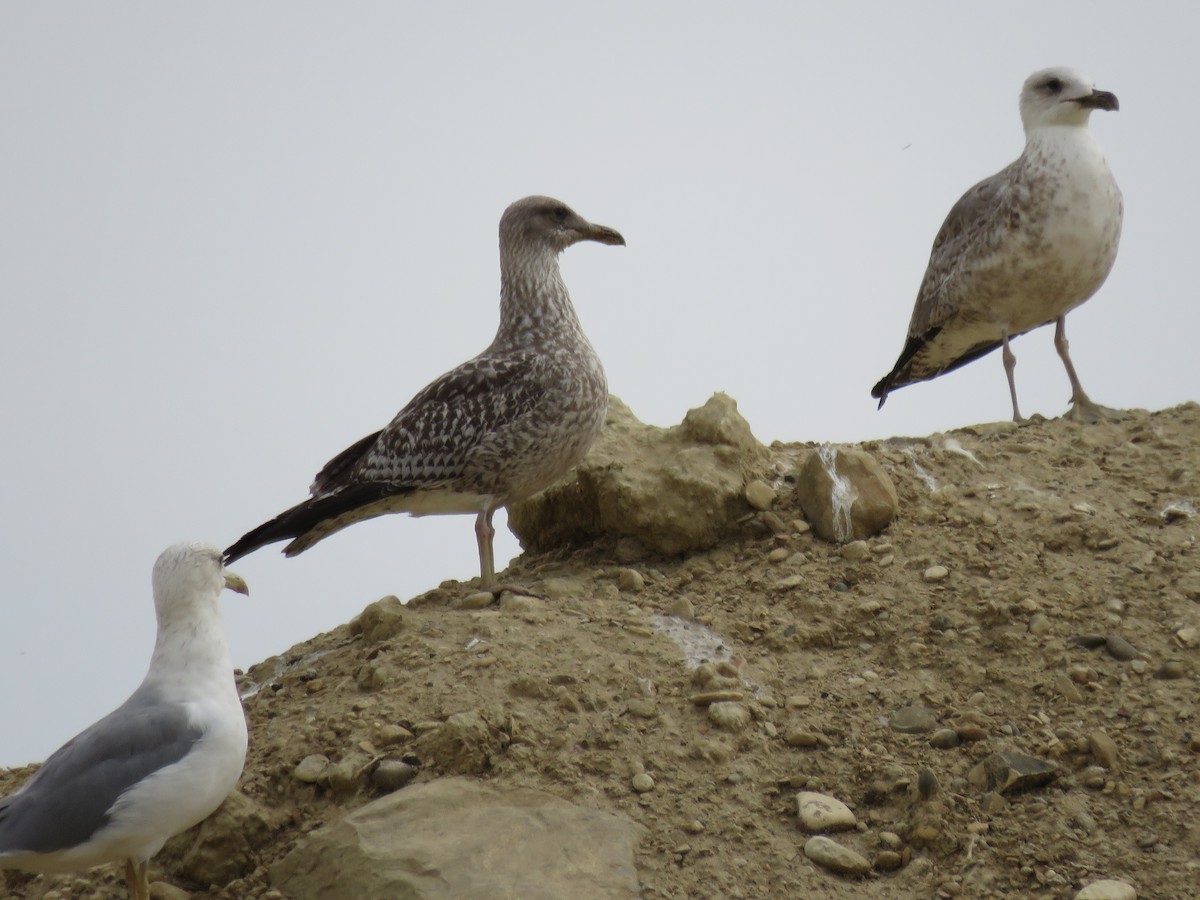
[1055,316,1117,422]
[474,508,496,587]
[1001,329,1023,423]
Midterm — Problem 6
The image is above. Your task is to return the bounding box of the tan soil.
[4,403,1198,899]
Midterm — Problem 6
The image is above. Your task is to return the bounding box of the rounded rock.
[796,791,857,832]
[803,835,870,876]
[631,772,655,793]
[372,759,418,793]
[840,540,871,562]
[930,728,961,750]
[708,701,752,731]
[745,480,777,511]
[617,569,645,592]
[923,565,949,583]
[294,753,330,784]
[1075,879,1137,900]
[889,705,939,734]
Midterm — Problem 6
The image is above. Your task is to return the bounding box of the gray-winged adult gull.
[872,67,1123,422]
[224,196,624,588]
[0,542,249,900]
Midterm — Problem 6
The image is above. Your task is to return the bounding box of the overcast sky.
[2,2,1196,766]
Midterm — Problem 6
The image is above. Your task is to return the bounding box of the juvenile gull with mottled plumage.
[872,67,1123,422]
[0,542,249,900]
[224,196,624,588]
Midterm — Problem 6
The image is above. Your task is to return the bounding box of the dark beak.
[1077,89,1119,112]
[581,223,626,247]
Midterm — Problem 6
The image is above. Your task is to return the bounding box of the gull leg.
[124,859,149,900]
[475,508,496,588]
[1001,329,1024,423]
[1055,316,1121,422]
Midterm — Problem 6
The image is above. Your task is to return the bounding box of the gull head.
[1020,67,1118,132]
[152,540,248,624]
[500,195,625,256]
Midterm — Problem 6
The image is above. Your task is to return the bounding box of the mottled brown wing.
[322,351,545,493]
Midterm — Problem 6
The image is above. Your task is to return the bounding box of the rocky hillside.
[3,398,1198,900]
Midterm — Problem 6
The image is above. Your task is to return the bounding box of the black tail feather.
[223,483,411,564]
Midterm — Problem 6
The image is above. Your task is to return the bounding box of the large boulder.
[271,777,645,899]
[509,394,769,557]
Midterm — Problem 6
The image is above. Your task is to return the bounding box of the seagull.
[0,542,249,900]
[872,67,1123,422]
[224,196,624,589]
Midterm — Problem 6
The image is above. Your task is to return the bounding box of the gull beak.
[223,570,250,596]
[1077,89,1119,112]
[581,223,626,247]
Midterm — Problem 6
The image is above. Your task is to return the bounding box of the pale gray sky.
[2,2,1195,766]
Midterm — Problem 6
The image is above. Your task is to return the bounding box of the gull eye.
[553,205,570,222]
[1043,77,1064,94]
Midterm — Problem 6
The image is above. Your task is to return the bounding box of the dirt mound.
[3,402,1197,899]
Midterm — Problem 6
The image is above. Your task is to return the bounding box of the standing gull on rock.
[0,542,249,900]
[224,196,624,588]
[872,67,1123,422]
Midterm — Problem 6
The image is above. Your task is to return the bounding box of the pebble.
[917,769,939,800]
[785,729,823,748]
[875,850,903,871]
[667,595,695,618]
[1105,635,1138,661]
[745,480,776,511]
[923,565,949,583]
[1081,765,1108,789]
[631,772,655,793]
[457,591,496,610]
[796,791,857,832]
[627,698,657,719]
[930,729,960,749]
[708,701,752,731]
[889,705,940,734]
[841,540,871,562]
[767,547,790,563]
[1175,626,1198,647]
[294,753,330,784]
[878,831,902,850]
[1075,880,1137,900]
[1154,660,1185,680]
[371,759,418,792]
[617,568,645,592]
[498,592,539,613]
[1089,730,1119,768]
[690,690,745,705]
[1028,613,1051,636]
[803,835,870,876]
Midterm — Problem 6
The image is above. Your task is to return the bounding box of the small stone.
[878,831,902,850]
[457,591,496,610]
[745,480,776,511]
[376,724,414,747]
[498,592,539,613]
[889,705,939,734]
[930,729,960,749]
[796,792,857,832]
[955,724,987,743]
[767,547,790,563]
[326,756,366,795]
[1176,626,1199,647]
[803,835,870,876]
[294,754,330,784]
[371,759,418,792]
[1081,765,1108,789]
[785,729,822,748]
[1070,634,1108,649]
[1075,878,1138,900]
[917,770,938,800]
[631,772,655,793]
[1028,613,1051,636]
[1105,635,1138,661]
[840,540,871,562]
[708,702,751,732]
[617,569,645,592]
[626,699,657,719]
[875,850,902,871]
[667,595,695,618]
[923,565,949,583]
[967,752,1057,794]
[690,690,745,706]
[1154,660,1185,680]
[1089,730,1119,768]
